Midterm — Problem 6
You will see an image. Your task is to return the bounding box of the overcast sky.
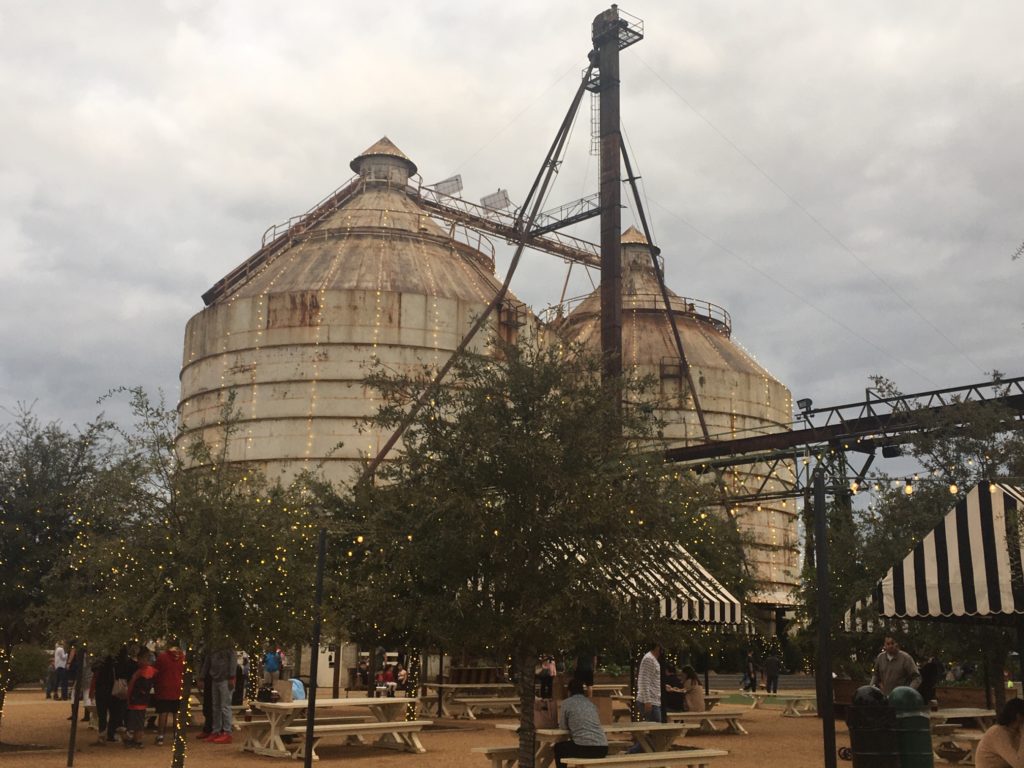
[2,1,1021,433]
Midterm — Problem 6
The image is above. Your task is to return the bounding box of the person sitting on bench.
[554,678,608,768]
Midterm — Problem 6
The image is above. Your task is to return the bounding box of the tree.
[827,374,1024,698]
[0,405,115,739]
[51,389,322,767]
[342,335,746,768]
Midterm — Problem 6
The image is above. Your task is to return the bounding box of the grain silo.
[549,226,800,608]
[179,137,528,487]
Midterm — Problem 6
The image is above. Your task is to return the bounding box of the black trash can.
[890,686,934,768]
[847,685,900,768]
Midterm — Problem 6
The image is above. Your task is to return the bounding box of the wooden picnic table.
[496,720,692,768]
[931,708,996,731]
[666,706,748,735]
[251,696,424,758]
[743,690,818,717]
[422,682,515,718]
[453,695,520,720]
[590,683,627,696]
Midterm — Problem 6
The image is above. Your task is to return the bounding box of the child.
[124,648,156,748]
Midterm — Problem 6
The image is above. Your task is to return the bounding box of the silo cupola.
[350,136,418,184]
[620,225,661,271]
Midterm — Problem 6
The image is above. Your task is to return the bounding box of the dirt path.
[0,689,847,767]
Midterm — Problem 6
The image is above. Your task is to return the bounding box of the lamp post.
[813,466,837,768]
[303,527,327,768]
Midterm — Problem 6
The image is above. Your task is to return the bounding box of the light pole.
[813,466,837,768]
[303,527,327,768]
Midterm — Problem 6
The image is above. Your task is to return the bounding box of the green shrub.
[10,644,49,687]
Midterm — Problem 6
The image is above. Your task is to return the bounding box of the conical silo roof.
[214,139,505,305]
[349,135,418,176]
[181,138,530,489]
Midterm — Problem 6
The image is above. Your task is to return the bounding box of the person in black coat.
[92,654,115,741]
[918,656,943,705]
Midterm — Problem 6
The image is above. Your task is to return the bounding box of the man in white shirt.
[53,641,68,700]
[627,643,662,753]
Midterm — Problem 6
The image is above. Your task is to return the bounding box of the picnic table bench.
[282,719,433,760]
[666,707,748,735]
[453,696,521,719]
[473,745,520,768]
[562,748,728,768]
[744,690,818,717]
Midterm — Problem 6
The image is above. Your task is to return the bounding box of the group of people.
[85,642,187,748]
[47,638,277,749]
[353,659,410,696]
[549,643,706,768]
[740,648,783,693]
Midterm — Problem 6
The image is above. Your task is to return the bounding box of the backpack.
[265,651,281,673]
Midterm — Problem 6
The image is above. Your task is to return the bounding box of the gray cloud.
[1,1,1020,430]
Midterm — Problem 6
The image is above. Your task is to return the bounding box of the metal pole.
[1018,621,1024,696]
[66,646,86,767]
[813,467,837,768]
[593,6,623,385]
[303,528,327,768]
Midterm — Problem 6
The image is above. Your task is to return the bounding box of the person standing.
[54,641,68,700]
[627,643,662,753]
[91,653,115,743]
[679,665,705,713]
[153,642,186,745]
[662,663,686,714]
[539,656,556,699]
[553,678,608,768]
[199,644,236,744]
[763,649,781,694]
[108,645,136,743]
[918,656,943,706]
[263,645,282,685]
[870,636,921,695]
[124,648,156,749]
[744,651,758,692]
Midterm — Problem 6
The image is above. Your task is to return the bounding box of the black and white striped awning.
[612,542,743,625]
[842,596,908,634]
[854,482,1024,625]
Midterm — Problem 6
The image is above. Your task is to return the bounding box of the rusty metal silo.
[550,226,800,607]
[179,137,528,487]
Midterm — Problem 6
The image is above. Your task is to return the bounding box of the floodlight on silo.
[481,189,512,210]
[432,175,463,196]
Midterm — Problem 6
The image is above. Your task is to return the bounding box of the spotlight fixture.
[796,397,813,412]
[881,445,903,459]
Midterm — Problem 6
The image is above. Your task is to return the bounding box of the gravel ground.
[0,688,849,767]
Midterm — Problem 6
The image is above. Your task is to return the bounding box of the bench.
[282,719,433,760]
[562,748,728,768]
[473,745,519,768]
[454,696,521,719]
[666,708,748,735]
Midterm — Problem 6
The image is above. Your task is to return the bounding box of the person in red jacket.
[154,642,186,746]
[124,648,157,749]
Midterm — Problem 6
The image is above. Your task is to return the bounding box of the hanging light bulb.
[849,480,859,494]
[949,483,958,495]
[904,480,914,495]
